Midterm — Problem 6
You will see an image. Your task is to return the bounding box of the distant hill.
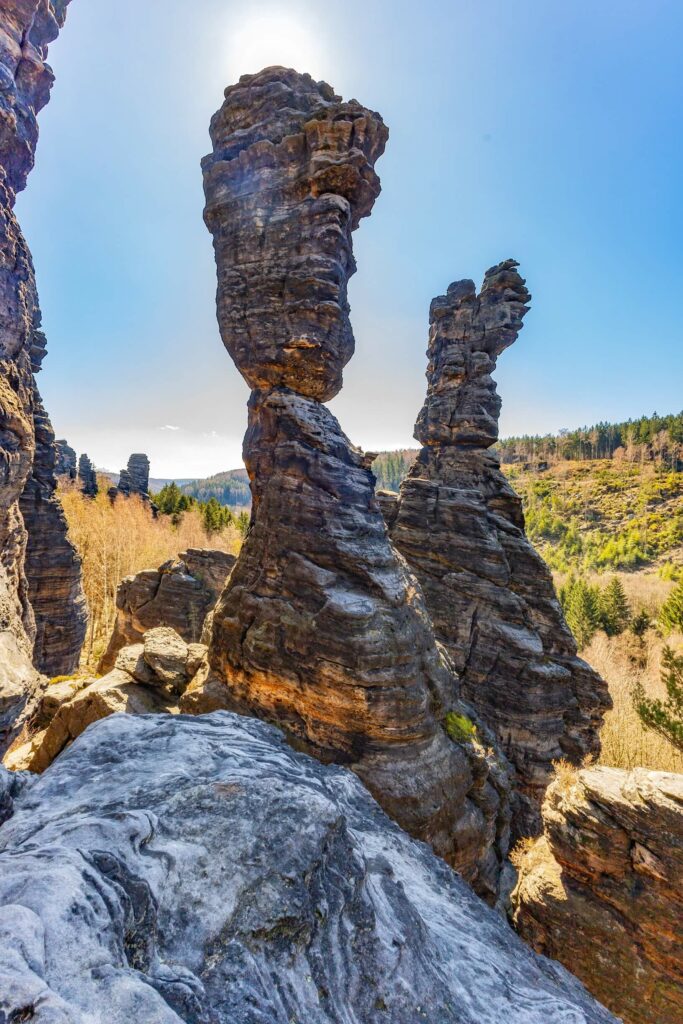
[181,469,251,507]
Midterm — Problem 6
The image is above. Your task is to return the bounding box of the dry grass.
[60,479,242,669]
[582,629,683,773]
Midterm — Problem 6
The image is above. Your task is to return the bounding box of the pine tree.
[599,578,631,636]
[633,646,683,752]
[660,580,683,634]
[563,577,600,649]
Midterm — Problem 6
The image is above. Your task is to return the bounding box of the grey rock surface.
[0,712,616,1023]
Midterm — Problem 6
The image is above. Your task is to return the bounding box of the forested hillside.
[181,468,251,506]
[498,410,683,466]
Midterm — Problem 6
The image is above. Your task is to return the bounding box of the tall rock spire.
[202,68,511,898]
[387,261,611,834]
[0,1,85,747]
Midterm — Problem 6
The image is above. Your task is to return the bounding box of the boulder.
[0,712,616,1023]
[386,263,611,835]
[6,627,196,771]
[203,67,512,899]
[512,766,683,1024]
[99,548,236,672]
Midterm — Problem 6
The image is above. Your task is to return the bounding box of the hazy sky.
[19,0,683,479]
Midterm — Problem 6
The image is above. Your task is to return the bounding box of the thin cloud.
[161,424,181,431]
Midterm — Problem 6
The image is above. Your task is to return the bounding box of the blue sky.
[19,0,683,478]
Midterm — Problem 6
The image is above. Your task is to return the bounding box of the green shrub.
[444,712,477,744]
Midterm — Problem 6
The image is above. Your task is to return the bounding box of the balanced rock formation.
[19,395,87,676]
[0,712,617,1023]
[202,67,512,898]
[512,766,683,1024]
[386,262,611,835]
[99,547,236,672]
[0,0,77,754]
[54,437,76,478]
[77,452,97,496]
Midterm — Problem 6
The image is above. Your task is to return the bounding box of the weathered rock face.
[0,0,75,754]
[512,766,683,1024]
[203,67,512,899]
[77,452,97,496]
[19,394,87,676]
[99,548,236,672]
[387,262,611,835]
[0,712,617,1024]
[54,437,76,478]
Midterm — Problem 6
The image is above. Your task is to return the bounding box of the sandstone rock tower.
[386,261,611,834]
[55,439,77,479]
[116,453,151,498]
[77,454,97,497]
[202,67,510,896]
[0,1,85,746]
[19,397,87,676]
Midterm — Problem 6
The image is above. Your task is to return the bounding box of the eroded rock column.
[0,0,82,749]
[387,261,611,834]
[202,67,511,897]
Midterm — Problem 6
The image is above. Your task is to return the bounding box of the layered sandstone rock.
[77,452,97,496]
[0,0,75,754]
[387,262,611,835]
[54,437,76,478]
[512,766,683,1024]
[99,547,236,672]
[0,712,617,1024]
[202,68,512,897]
[19,394,87,675]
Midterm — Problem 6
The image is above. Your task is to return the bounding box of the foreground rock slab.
[0,713,616,1024]
[512,765,683,1024]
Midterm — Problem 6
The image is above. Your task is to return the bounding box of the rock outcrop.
[0,0,77,754]
[99,547,236,672]
[0,712,617,1023]
[512,766,683,1024]
[19,395,87,676]
[54,437,76,478]
[386,262,611,835]
[202,67,512,899]
[77,452,97,496]
[6,626,204,772]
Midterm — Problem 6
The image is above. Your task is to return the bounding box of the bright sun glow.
[226,11,331,83]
